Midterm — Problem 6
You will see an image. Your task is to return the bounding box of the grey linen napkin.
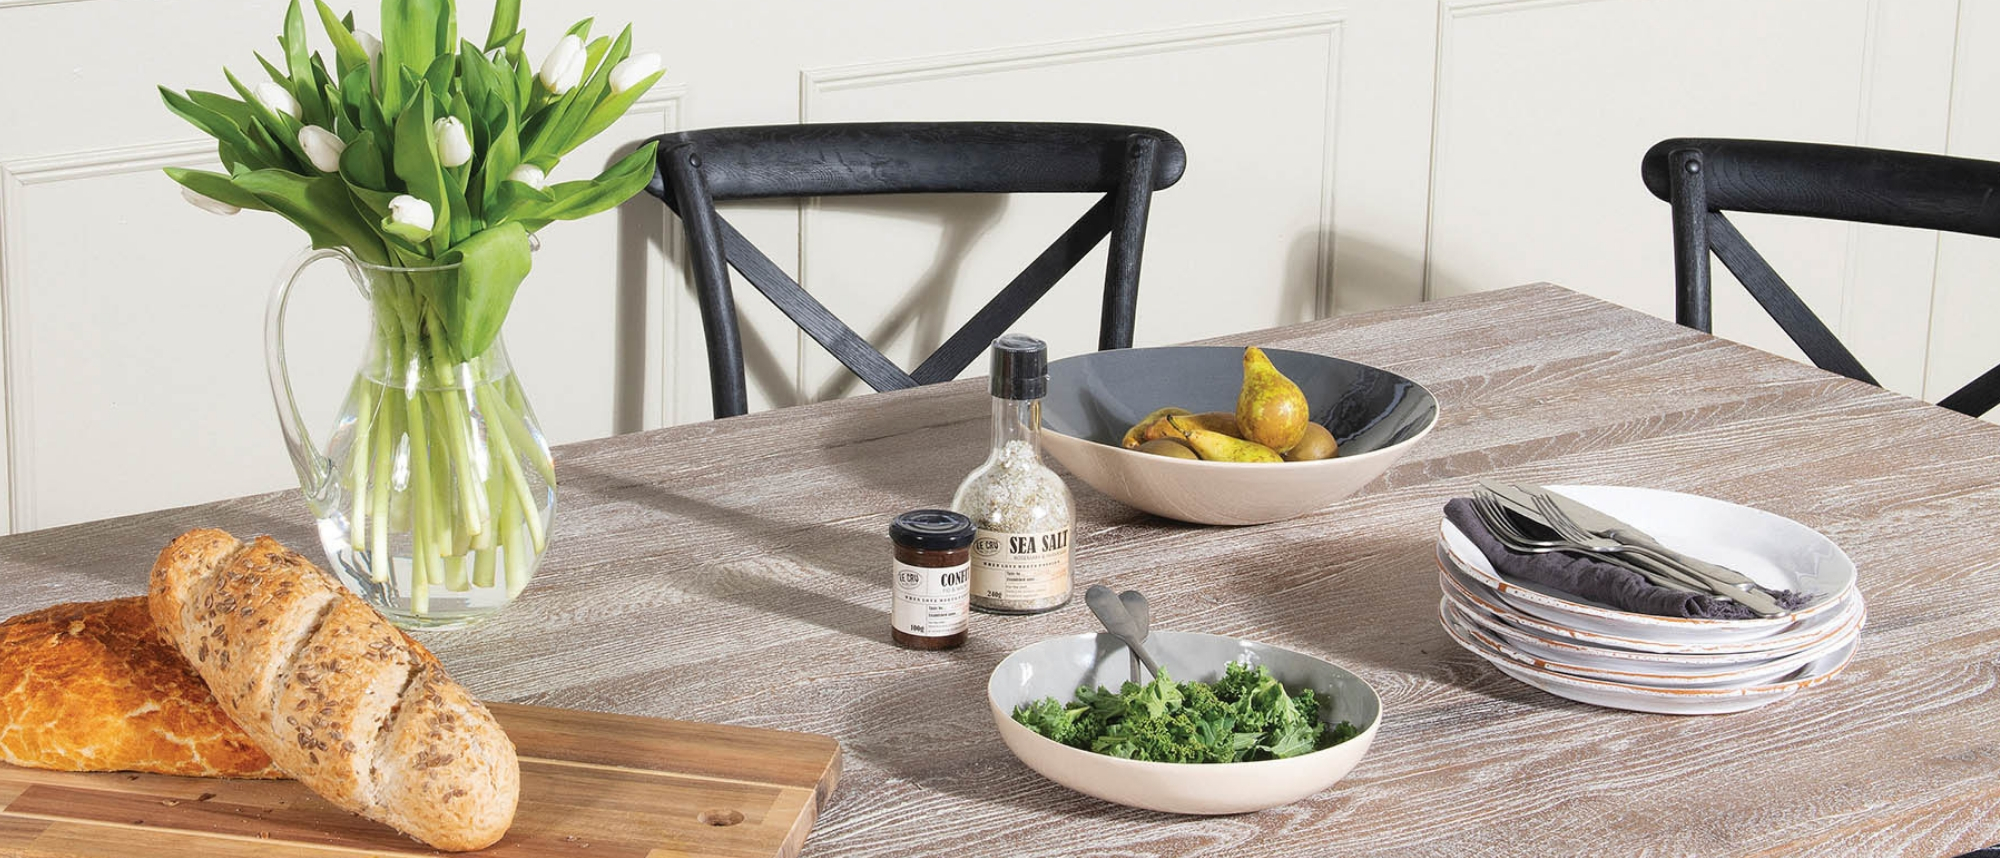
[1442,498,1810,620]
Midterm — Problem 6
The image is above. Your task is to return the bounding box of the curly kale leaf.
[1011,662,1361,764]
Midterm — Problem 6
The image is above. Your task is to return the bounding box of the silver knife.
[1477,480,1782,615]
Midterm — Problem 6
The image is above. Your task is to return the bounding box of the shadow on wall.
[622,196,1425,427]
[614,191,810,428]
[627,190,1010,419]
[807,194,1006,403]
[1289,228,1426,320]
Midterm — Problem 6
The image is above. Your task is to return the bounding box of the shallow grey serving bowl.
[988,631,1382,815]
[1040,346,1439,525]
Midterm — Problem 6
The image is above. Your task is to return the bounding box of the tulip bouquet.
[161,0,661,617]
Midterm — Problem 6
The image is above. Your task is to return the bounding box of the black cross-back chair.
[644,122,1187,419]
[1641,137,2000,417]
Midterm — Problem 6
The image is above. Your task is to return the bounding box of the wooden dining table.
[1,282,1996,856]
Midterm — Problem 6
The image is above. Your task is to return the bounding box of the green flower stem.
[339,265,547,616]
[346,380,375,557]
[368,389,397,582]
[477,383,546,552]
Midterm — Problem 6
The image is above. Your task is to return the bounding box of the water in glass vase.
[266,248,558,630]
[309,364,556,629]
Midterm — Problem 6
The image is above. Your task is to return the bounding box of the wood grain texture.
[0,703,839,857]
[0,284,1994,856]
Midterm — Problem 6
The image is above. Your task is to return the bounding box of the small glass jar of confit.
[951,335,1074,615]
[889,509,974,650]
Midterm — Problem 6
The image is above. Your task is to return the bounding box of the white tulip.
[354,29,382,65]
[538,35,585,94]
[181,186,240,216]
[388,195,435,233]
[298,125,346,173]
[253,81,302,120]
[433,116,473,168]
[506,164,548,190]
[608,53,661,94]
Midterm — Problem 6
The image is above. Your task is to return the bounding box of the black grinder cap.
[990,334,1047,400]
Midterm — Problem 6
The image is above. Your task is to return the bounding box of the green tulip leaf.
[435,221,532,358]
[382,0,449,103]
[313,0,370,79]
[485,0,520,51]
[224,67,309,170]
[391,84,451,254]
[232,169,385,261]
[165,168,272,212]
[281,0,313,97]
[160,88,270,170]
[547,27,628,157]
[509,141,656,226]
[187,90,257,129]
[256,50,324,128]
[380,216,432,245]
[338,129,387,189]
[574,68,662,147]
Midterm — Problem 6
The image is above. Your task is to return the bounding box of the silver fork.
[1468,490,1704,595]
[1528,493,1785,616]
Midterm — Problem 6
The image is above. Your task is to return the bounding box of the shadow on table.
[1202,519,1570,713]
[558,461,885,642]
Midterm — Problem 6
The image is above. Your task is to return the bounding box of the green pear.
[1182,428,1283,463]
[1236,347,1310,454]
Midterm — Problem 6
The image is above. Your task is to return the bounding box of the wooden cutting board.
[0,703,841,858]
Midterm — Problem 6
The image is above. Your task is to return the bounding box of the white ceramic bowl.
[987,631,1381,814]
[1041,347,1438,526]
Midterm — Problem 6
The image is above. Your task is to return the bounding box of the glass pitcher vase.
[266,247,556,629]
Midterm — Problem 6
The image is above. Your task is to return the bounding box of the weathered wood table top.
[3,283,1996,856]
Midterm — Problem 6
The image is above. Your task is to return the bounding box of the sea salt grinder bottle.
[952,334,1074,615]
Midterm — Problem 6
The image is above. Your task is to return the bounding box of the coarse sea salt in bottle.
[951,334,1073,614]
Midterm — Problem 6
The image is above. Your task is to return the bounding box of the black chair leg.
[662,143,750,419]
[1668,147,1712,333]
[1100,134,1159,351]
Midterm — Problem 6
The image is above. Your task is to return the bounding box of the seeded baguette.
[149,529,518,851]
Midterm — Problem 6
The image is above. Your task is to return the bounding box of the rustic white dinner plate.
[1438,485,1856,644]
[1440,597,1861,688]
[1439,601,1859,715]
[1436,548,1862,657]
[1442,574,1866,677]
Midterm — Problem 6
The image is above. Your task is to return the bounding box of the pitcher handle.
[265,247,364,499]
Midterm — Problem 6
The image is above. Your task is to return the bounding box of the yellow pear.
[1282,422,1338,461]
[1144,412,1241,445]
[1122,407,1193,448]
[1236,347,1310,454]
[1135,438,1200,459]
[1182,429,1283,463]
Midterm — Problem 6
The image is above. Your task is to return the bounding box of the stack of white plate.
[1435,485,1863,715]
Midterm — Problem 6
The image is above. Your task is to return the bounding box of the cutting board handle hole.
[699,809,745,827]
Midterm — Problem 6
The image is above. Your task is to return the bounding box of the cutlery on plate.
[1479,481,1757,586]
[1118,589,1151,683]
[1086,585,1163,681]
[1468,491,1707,595]
[1525,493,1784,616]
[1510,483,1766,589]
[1476,481,1787,615]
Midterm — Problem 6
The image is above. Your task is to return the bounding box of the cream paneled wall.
[0,0,1991,532]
